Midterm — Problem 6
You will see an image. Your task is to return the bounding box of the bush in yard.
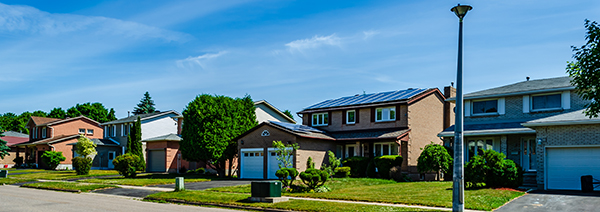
[306,157,315,169]
[465,155,487,187]
[13,156,24,167]
[41,151,66,170]
[299,168,328,190]
[373,155,403,179]
[334,167,350,178]
[112,153,143,178]
[417,143,453,181]
[320,151,341,177]
[276,167,299,187]
[341,156,370,177]
[465,150,523,188]
[72,157,92,175]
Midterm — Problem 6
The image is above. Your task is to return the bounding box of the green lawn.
[0,177,37,185]
[78,173,211,186]
[0,168,46,174]
[146,190,440,212]
[11,170,119,180]
[208,178,524,211]
[21,181,118,192]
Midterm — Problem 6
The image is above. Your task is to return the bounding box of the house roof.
[254,100,296,123]
[1,131,29,146]
[234,121,335,141]
[16,134,80,146]
[2,131,28,138]
[447,76,574,101]
[438,121,536,137]
[522,109,600,127]
[101,110,181,125]
[27,116,100,127]
[142,133,182,142]
[299,88,430,112]
[67,138,120,146]
[328,128,410,140]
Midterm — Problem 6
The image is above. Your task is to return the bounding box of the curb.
[144,197,294,212]
[21,185,81,193]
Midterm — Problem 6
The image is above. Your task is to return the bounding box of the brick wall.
[295,137,337,173]
[406,92,445,173]
[52,119,103,139]
[301,105,409,132]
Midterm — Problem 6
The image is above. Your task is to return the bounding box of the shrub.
[417,143,453,181]
[320,151,341,177]
[307,157,315,169]
[373,155,403,179]
[341,156,370,177]
[195,168,205,174]
[334,167,350,178]
[299,168,328,190]
[276,167,299,187]
[41,151,66,170]
[389,166,403,182]
[179,166,187,174]
[72,157,92,175]
[13,156,23,167]
[465,150,523,188]
[112,153,143,178]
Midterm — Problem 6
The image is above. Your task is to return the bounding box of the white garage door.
[148,150,166,172]
[546,147,600,190]
[267,151,284,179]
[241,149,264,179]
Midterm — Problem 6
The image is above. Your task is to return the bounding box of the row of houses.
[2,75,598,191]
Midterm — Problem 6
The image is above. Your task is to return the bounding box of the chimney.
[177,117,184,135]
[526,76,530,81]
[127,111,130,117]
[443,83,457,129]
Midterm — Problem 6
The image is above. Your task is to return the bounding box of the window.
[79,128,85,134]
[112,125,116,137]
[472,100,498,115]
[346,145,356,158]
[346,110,356,124]
[375,107,396,122]
[465,138,500,162]
[87,129,94,135]
[312,113,329,126]
[42,127,46,138]
[531,94,561,111]
[374,142,399,156]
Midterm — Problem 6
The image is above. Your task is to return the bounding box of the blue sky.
[0,0,598,122]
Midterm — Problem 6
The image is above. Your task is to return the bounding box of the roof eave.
[522,119,600,127]
[446,86,576,102]
[298,100,409,114]
[438,128,536,137]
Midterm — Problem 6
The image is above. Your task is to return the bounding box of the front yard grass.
[21,181,118,192]
[11,170,119,180]
[78,173,211,186]
[208,178,524,211]
[0,177,37,185]
[0,168,46,174]
[146,190,440,212]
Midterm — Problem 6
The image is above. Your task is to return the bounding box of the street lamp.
[451,3,472,212]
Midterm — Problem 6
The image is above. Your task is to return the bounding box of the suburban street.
[0,185,242,212]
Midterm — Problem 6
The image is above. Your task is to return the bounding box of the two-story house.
[235,88,453,179]
[1,131,29,168]
[15,116,106,169]
[439,76,598,190]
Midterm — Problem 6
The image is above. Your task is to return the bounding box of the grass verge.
[21,181,118,192]
[146,190,440,212]
[12,170,119,180]
[0,168,46,174]
[0,178,37,185]
[208,178,524,211]
[78,173,211,186]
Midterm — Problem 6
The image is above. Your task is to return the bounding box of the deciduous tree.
[567,19,600,118]
[48,108,66,119]
[417,142,453,181]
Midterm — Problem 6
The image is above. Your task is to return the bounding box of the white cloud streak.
[176,51,227,69]
[285,34,341,52]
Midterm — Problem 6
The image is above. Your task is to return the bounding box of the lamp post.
[451,4,472,212]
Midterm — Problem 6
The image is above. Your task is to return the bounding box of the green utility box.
[251,181,281,198]
[0,170,7,178]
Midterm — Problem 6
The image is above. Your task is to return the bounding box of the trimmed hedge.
[334,167,350,178]
[465,150,523,188]
[113,153,144,178]
[341,156,370,177]
[72,157,92,175]
[276,167,299,187]
[299,168,328,190]
[373,155,403,179]
[41,151,66,170]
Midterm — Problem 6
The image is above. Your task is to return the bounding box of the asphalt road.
[0,185,243,212]
[496,190,600,212]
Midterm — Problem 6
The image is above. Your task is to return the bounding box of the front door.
[108,151,115,169]
[522,138,537,171]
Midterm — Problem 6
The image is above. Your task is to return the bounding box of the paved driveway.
[150,180,253,190]
[496,190,600,212]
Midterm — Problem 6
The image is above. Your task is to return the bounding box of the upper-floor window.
[346,110,356,124]
[531,93,561,111]
[87,129,94,135]
[79,128,85,134]
[41,127,46,138]
[112,125,116,137]
[472,100,498,115]
[376,107,395,122]
[312,113,328,126]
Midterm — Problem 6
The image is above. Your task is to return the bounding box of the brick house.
[0,131,29,168]
[439,76,595,190]
[236,87,454,179]
[15,116,106,169]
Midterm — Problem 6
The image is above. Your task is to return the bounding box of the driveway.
[496,190,600,212]
[150,180,253,190]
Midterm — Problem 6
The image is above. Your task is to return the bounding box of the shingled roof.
[300,88,433,112]
[448,76,573,101]
[101,110,181,125]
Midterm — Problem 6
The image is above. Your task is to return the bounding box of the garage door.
[148,150,166,172]
[267,151,284,179]
[546,147,600,190]
[241,149,264,179]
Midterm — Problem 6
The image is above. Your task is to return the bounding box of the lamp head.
[451,4,472,19]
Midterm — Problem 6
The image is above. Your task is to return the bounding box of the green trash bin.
[251,181,281,198]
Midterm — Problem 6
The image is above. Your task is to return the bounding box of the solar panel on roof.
[270,121,323,133]
[303,88,426,110]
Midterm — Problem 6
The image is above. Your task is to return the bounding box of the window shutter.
[396,105,400,121]
[356,109,360,123]
[371,108,375,122]
[327,112,331,125]
[464,100,471,117]
[561,91,570,109]
[498,98,505,115]
[523,95,530,113]
[342,110,346,124]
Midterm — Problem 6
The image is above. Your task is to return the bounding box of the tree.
[66,102,117,123]
[31,110,47,117]
[417,143,453,181]
[41,151,66,170]
[283,110,294,119]
[0,132,10,159]
[567,19,600,118]
[133,92,156,115]
[75,135,97,157]
[273,140,299,169]
[181,94,257,177]
[126,117,145,171]
[48,108,66,119]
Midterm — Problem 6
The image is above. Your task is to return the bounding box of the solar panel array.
[303,88,426,110]
[271,121,323,133]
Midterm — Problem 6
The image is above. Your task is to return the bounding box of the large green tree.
[417,143,453,181]
[48,108,66,119]
[126,116,145,171]
[133,92,156,115]
[181,94,257,177]
[66,102,117,123]
[0,132,10,159]
[568,19,600,118]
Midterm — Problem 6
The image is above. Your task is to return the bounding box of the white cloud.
[0,3,190,42]
[285,34,341,52]
[176,51,227,69]
[362,30,380,39]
